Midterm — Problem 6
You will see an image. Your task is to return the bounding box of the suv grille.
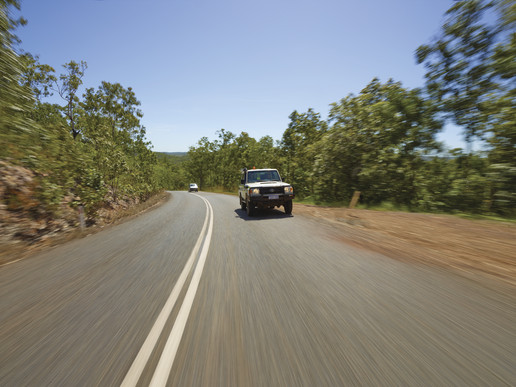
[259,187,283,195]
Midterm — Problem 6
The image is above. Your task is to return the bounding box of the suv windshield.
[247,170,281,183]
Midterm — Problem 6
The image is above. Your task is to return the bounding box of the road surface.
[1,191,514,386]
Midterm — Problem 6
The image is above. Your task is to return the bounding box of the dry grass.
[293,203,516,286]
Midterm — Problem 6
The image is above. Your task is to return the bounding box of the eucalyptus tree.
[154,153,189,191]
[256,135,281,169]
[186,137,216,190]
[416,0,515,149]
[81,82,143,142]
[233,132,280,171]
[234,131,259,169]
[316,79,441,205]
[417,0,515,214]
[0,0,34,159]
[80,82,154,198]
[19,56,87,140]
[20,53,56,102]
[53,60,87,139]
[213,129,239,190]
[281,108,327,198]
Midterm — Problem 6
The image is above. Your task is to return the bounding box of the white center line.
[149,194,214,387]
[121,193,213,387]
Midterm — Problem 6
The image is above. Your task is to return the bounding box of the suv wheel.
[284,200,293,215]
[246,200,254,216]
[240,195,247,210]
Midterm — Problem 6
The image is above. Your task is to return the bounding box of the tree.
[281,109,327,198]
[416,0,514,148]
[417,0,515,215]
[81,81,143,142]
[0,0,34,159]
[154,153,189,190]
[52,60,88,139]
[80,82,153,198]
[234,131,259,169]
[187,137,215,190]
[22,58,88,140]
[21,56,90,141]
[213,129,238,190]
[316,79,441,205]
[256,135,281,169]
[1,2,162,230]
[20,53,56,102]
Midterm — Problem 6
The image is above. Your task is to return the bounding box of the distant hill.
[159,152,188,157]
[155,152,189,165]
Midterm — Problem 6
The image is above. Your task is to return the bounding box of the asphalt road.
[1,191,514,386]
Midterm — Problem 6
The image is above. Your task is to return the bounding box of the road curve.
[1,191,514,386]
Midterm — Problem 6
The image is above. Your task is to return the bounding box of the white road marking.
[120,193,213,387]
[149,194,214,386]
[0,258,23,267]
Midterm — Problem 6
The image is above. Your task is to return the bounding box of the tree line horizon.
[1,0,514,221]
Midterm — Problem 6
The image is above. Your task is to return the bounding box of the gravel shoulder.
[293,203,516,286]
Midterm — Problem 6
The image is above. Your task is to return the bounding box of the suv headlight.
[284,186,293,194]
[250,188,260,195]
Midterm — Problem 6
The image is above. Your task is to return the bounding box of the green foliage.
[315,79,441,206]
[416,0,500,144]
[1,0,161,222]
[20,53,56,101]
[281,109,327,198]
[53,60,87,139]
[487,163,516,216]
[416,0,515,158]
[154,153,189,190]
[2,0,514,224]
[185,131,281,191]
[182,73,512,217]
[0,0,34,160]
[415,0,515,216]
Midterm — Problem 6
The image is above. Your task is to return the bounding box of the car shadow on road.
[234,208,293,221]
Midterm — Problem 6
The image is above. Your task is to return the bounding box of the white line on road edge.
[120,193,213,387]
[149,194,214,387]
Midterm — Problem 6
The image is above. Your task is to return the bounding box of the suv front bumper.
[249,193,294,207]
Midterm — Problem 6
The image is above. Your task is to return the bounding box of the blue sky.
[15,0,467,152]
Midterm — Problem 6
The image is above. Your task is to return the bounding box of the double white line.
[121,194,214,387]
